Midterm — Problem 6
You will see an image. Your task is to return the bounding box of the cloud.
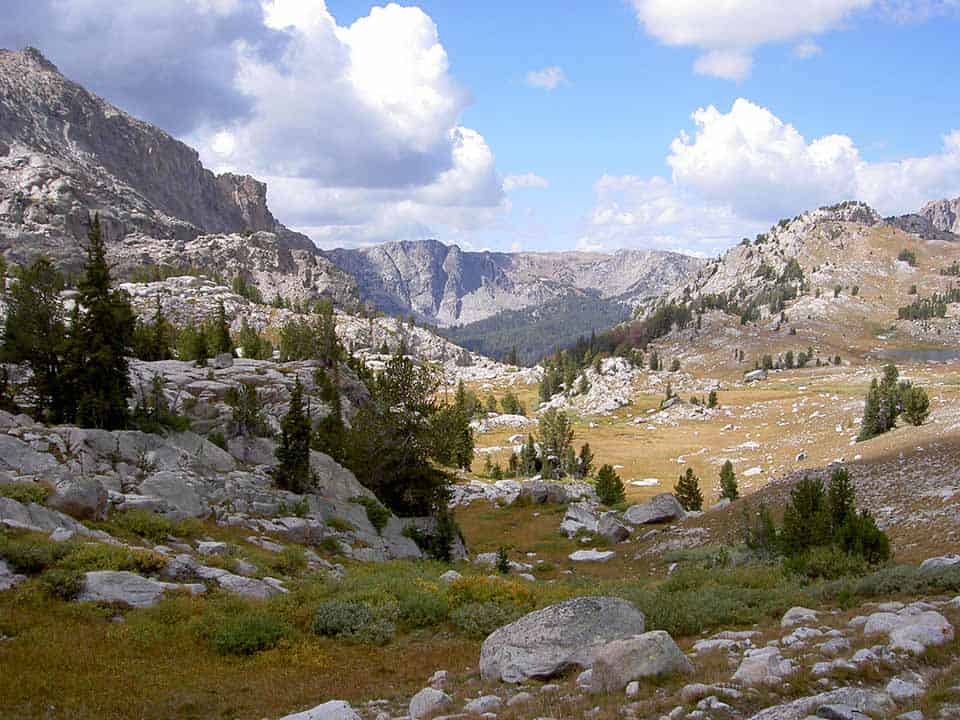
[793,40,823,58]
[503,173,549,191]
[0,0,283,134]
[630,0,872,78]
[582,99,960,253]
[525,66,567,90]
[1,0,508,247]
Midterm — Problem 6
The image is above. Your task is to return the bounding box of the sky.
[3,1,960,256]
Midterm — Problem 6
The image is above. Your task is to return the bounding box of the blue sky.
[4,1,960,255]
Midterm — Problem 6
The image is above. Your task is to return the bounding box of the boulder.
[746,687,893,720]
[479,596,646,683]
[138,471,210,519]
[920,554,960,570]
[889,612,954,654]
[408,687,453,719]
[278,700,362,720]
[0,435,58,474]
[47,475,108,521]
[568,549,615,562]
[623,493,686,525]
[598,513,630,543]
[0,496,96,537]
[462,695,501,714]
[0,559,26,592]
[561,502,599,537]
[590,631,694,692]
[781,606,819,628]
[733,647,795,687]
[77,571,204,608]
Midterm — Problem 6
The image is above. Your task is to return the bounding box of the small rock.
[278,700,362,720]
[781,607,819,628]
[625,681,640,698]
[463,695,501,715]
[590,631,694,692]
[409,687,453,720]
[886,678,924,702]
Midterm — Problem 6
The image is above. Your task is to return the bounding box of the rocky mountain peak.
[919,196,960,235]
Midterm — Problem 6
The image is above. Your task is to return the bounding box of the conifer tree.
[719,460,739,501]
[902,385,930,426]
[577,442,594,479]
[0,257,67,420]
[520,434,538,476]
[858,378,881,441]
[595,464,625,505]
[274,378,312,493]
[211,299,233,355]
[674,467,703,511]
[68,215,135,429]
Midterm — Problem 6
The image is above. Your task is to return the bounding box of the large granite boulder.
[479,597,647,683]
[623,493,686,525]
[47,475,108,521]
[77,571,204,608]
[278,701,361,720]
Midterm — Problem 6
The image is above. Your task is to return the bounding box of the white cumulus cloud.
[630,0,873,78]
[525,66,568,90]
[503,173,549,191]
[582,99,960,253]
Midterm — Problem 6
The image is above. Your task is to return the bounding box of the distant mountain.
[324,239,704,327]
[0,47,356,304]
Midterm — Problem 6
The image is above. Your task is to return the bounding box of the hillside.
[325,239,703,327]
[0,47,356,305]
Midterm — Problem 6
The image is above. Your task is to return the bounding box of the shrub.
[313,600,373,637]
[208,431,227,450]
[0,532,71,574]
[0,482,50,505]
[211,611,290,656]
[110,509,175,544]
[674,468,703,511]
[495,547,510,574]
[783,545,869,580]
[447,576,536,611]
[267,546,308,576]
[452,602,523,639]
[351,496,390,534]
[395,585,448,629]
[39,568,84,600]
[56,543,168,575]
[325,517,354,533]
[595,464,625,506]
[898,248,918,267]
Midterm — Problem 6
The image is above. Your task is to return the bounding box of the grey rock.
[409,687,453,720]
[278,700,362,720]
[77,570,204,608]
[590,631,694,692]
[46,475,108,521]
[0,558,26,591]
[568,549,615,562]
[0,435,58,473]
[506,692,533,707]
[623,493,686,525]
[138,471,210,519]
[439,570,462,584]
[816,706,871,720]
[747,688,893,720]
[920,554,960,570]
[479,596,646,683]
[733,647,795,687]
[781,607,819,628]
[886,678,924,702]
[462,696,501,714]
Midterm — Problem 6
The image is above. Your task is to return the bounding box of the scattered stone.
[0,559,26,592]
[429,670,448,689]
[77,571,204,608]
[439,570,462,584]
[463,695,501,715]
[781,607,819,628]
[732,647,795,687]
[747,687,893,720]
[409,687,453,720]
[886,677,924,702]
[506,692,533,707]
[568,549,615,562]
[279,700,362,720]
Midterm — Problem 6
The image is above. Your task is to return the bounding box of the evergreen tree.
[520,434,538,476]
[577,442,594,479]
[0,257,67,420]
[780,476,831,556]
[719,460,739,501]
[876,364,901,432]
[225,382,266,437]
[595,464,625,506]
[274,378,312,493]
[674,467,703,511]
[707,389,718,408]
[313,369,348,464]
[538,408,574,478]
[68,215,135,429]
[858,378,881,441]
[211,299,233,355]
[827,467,856,534]
[236,318,273,360]
[901,385,930,426]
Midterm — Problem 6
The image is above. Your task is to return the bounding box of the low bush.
[0,482,50,505]
[446,576,537,611]
[0,531,72,574]
[266,546,308,576]
[39,568,84,600]
[325,517,353,533]
[109,510,175,544]
[312,600,395,644]
[56,543,168,575]
[452,601,523,639]
[350,496,390,534]
[783,545,869,581]
[394,583,448,629]
[210,610,291,656]
[817,564,960,601]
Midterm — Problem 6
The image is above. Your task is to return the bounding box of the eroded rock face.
[77,570,204,608]
[479,597,646,683]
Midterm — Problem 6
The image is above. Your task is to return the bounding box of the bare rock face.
[0,47,356,304]
[918,195,960,235]
[325,238,704,327]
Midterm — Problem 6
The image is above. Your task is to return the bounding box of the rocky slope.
[325,239,704,327]
[0,47,355,303]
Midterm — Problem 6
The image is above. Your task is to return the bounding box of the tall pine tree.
[67,215,135,429]
[275,378,312,493]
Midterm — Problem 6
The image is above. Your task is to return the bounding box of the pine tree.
[858,378,881,441]
[520,434,538,476]
[211,299,233,355]
[577,442,594,479]
[719,460,739,501]
[707,389,718,408]
[827,467,856,534]
[876,364,901,432]
[0,257,67,420]
[674,467,703,511]
[539,408,574,478]
[225,382,266,437]
[901,385,930,426]
[595,464,625,505]
[275,378,312,493]
[68,215,135,429]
